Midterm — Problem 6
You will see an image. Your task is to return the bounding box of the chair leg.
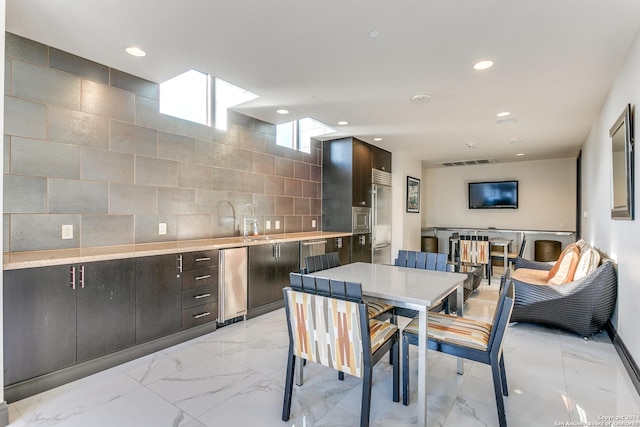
[282,352,296,421]
[361,364,373,427]
[392,339,400,403]
[499,354,508,396]
[402,334,410,406]
[389,311,397,365]
[491,360,508,427]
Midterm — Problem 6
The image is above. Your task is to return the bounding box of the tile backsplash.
[3,33,321,252]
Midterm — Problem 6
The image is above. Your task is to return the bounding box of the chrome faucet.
[243,203,257,237]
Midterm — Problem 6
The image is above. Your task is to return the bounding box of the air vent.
[437,158,497,167]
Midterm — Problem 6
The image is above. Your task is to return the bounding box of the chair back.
[395,250,408,267]
[425,253,437,270]
[517,237,527,258]
[284,274,369,378]
[435,253,449,271]
[486,269,515,351]
[305,252,341,273]
[415,252,427,269]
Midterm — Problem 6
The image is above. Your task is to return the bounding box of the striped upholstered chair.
[283,273,399,427]
[402,272,515,427]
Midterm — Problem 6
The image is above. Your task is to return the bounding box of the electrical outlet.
[275,220,281,230]
[61,224,73,240]
[311,219,316,228]
[265,220,271,230]
[159,223,167,235]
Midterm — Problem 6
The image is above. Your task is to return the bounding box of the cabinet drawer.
[181,250,218,271]
[182,285,217,310]
[182,303,217,329]
[182,266,217,289]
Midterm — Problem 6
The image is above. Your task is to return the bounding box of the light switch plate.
[62,224,73,240]
[275,220,281,229]
[311,219,316,228]
[159,223,167,235]
[265,220,271,230]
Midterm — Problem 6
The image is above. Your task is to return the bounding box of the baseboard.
[4,322,217,403]
[0,401,8,427]
[247,300,284,319]
[604,320,640,395]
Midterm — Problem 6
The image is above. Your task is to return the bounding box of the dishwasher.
[300,239,327,272]
[218,247,248,325]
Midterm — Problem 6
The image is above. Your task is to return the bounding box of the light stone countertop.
[3,231,352,270]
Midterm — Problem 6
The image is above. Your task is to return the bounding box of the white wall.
[391,153,423,256]
[423,158,577,231]
[1,0,6,407]
[581,28,640,363]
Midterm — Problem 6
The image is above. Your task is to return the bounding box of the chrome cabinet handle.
[70,266,76,290]
[193,311,211,319]
[302,241,327,246]
[194,293,211,299]
[79,265,85,288]
[195,257,211,262]
[177,255,183,273]
[195,274,211,280]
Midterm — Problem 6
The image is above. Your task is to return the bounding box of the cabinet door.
[136,255,181,343]
[352,139,372,207]
[372,145,392,173]
[326,236,352,265]
[352,234,372,263]
[275,241,300,299]
[76,259,136,362]
[248,244,277,310]
[4,265,77,385]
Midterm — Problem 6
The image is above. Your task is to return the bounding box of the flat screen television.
[468,180,518,209]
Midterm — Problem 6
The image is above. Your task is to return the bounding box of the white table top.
[307,262,467,310]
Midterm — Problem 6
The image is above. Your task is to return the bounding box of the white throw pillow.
[573,246,601,280]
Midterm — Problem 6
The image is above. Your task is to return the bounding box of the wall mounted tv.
[468,180,518,209]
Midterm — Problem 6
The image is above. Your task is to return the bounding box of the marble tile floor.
[7,278,640,427]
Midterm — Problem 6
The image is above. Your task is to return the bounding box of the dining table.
[307,262,467,427]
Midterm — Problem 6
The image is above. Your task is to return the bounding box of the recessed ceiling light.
[516,153,525,156]
[473,60,494,70]
[497,111,511,117]
[337,121,349,126]
[368,30,381,39]
[411,94,432,103]
[509,137,525,144]
[373,137,383,142]
[125,47,146,57]
[276,109,290,115]
[466,142,477,148]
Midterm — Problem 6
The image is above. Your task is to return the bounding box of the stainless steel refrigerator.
[372,169,392,264]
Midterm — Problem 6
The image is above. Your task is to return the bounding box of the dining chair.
[283,273,400,427]
[489,237,527,280]
[394,250,409,266]
[401,271,515,427]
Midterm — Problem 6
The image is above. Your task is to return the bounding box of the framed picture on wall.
[406,176,420,213]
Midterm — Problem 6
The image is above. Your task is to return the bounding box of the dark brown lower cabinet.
[3,259,136,385]
[135,254,181,343]
[352,233,372,263]
[325,236,352,265]
[248,242,299,315]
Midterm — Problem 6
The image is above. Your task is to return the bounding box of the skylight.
[159,69,211,126]
[276,118,335,153]
[215,78,259,131]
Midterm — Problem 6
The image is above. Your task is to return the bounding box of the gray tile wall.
[3,33,322,252]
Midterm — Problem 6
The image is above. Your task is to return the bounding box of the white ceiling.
[6,0,640,167]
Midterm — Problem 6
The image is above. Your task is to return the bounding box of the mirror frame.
[610,104,635,220]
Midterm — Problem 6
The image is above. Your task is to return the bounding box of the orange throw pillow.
[546,243,577,281]
[547,245,580,285]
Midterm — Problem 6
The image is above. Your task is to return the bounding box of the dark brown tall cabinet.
[322,137,391,264]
